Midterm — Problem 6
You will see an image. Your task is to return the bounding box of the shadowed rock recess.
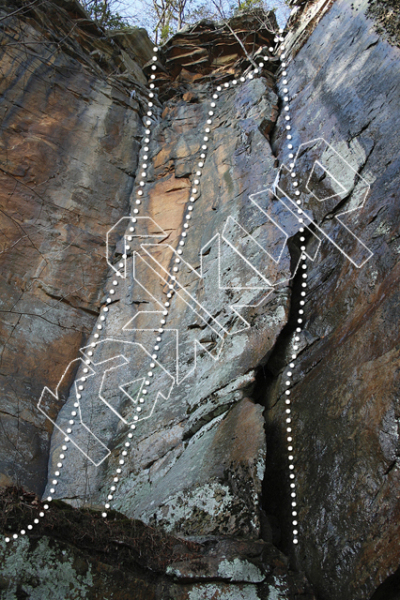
[0,0,399,598]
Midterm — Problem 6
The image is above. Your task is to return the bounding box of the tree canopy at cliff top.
[79,0,289,41]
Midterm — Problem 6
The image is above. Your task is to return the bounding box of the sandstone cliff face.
[46,19,287,543]
[0,0,152,494]
[0,0,400,598]
[264,0,400,598]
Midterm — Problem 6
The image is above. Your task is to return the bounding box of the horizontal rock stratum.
[0,0,400,598]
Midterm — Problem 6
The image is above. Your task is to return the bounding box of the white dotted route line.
[101,31,288,518]
[275,31,309,547]
[3,25,293,543]
[285,252,307,547]
[2,45,158,544]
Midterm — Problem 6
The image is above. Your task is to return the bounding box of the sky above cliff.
[120,0,289,35]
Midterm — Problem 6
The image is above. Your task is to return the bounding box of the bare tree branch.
[0,0,41,23]
[212,0,259,68]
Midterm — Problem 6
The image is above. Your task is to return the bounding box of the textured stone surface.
[0,488,315,599]
[263,0,400,598]
[0,6,314,599]
[152,10,278,99]
[2,0,400,597]
[0,536,159,600]
[45,13,290,548]
[367,0,400,47]
[0,0,151,494]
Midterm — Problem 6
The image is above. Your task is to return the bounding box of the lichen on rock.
[1,0,400,597]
